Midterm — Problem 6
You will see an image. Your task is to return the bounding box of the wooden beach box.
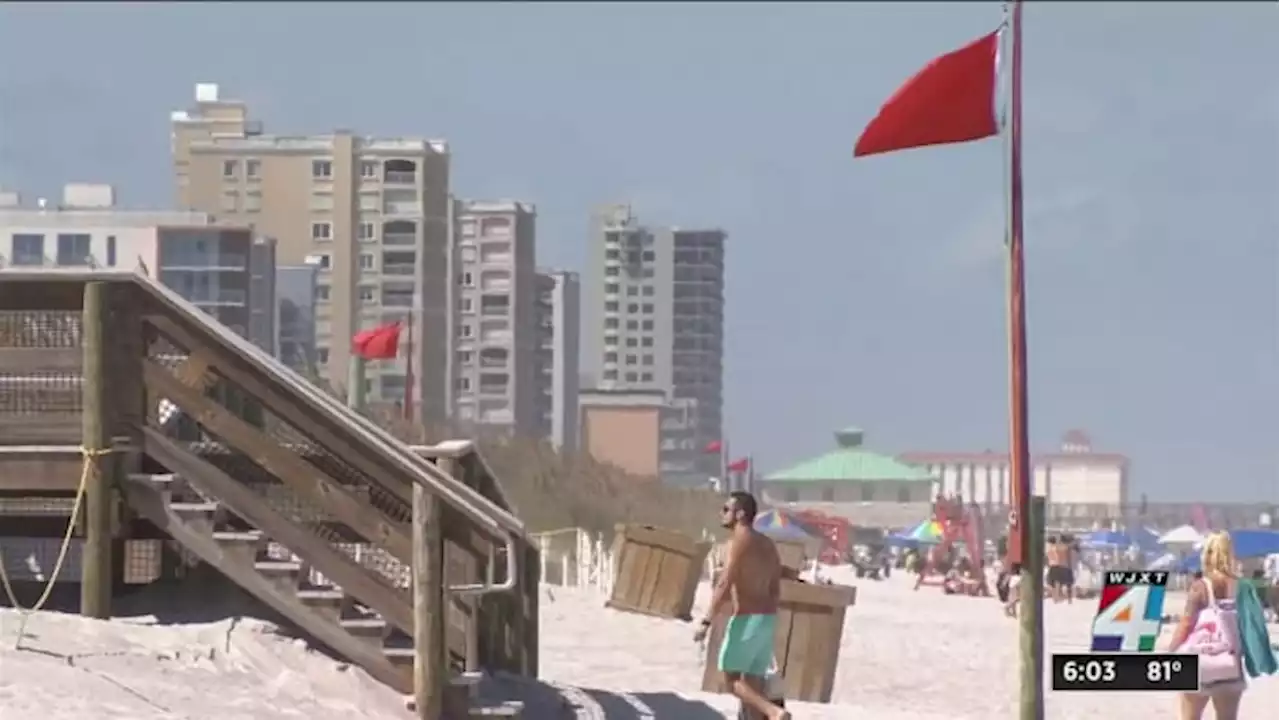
[606,524,712,622]
[774,539,807,573]
[701,580,857,704]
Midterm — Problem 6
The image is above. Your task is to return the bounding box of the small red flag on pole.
[352,323,402,360]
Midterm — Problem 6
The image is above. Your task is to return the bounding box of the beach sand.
[2,570,1275,718]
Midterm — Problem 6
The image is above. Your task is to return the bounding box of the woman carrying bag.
[1168,531,1278,720]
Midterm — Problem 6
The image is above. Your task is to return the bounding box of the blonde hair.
[1200,531,1238,578]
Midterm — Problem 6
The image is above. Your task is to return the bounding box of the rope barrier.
[0,445,114,650]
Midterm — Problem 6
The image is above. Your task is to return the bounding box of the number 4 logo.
[1093,585,1163,652]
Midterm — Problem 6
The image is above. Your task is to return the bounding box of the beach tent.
[1180,529,1279,572]
[1158,525,1203,546]
[754,509,821,548]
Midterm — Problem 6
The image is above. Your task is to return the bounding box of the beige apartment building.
[448,199,539,433]
[170,83,450,424]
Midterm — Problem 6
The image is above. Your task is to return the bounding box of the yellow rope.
[0,446,113,650]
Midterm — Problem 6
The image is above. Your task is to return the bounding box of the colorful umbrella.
[907,520,944,543]
[753,510,819,545]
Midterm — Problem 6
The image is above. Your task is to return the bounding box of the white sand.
[2,571,1276,718]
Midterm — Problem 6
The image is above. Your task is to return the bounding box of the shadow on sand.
[479,673,726,719]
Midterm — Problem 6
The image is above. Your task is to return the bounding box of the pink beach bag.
[1177,579,1243,687]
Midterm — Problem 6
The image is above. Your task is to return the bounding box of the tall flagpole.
[1006,3,1044,720]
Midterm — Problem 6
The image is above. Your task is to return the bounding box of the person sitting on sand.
[693,491,793,720]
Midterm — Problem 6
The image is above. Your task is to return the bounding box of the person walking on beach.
[1046,536,1071,603]
[1168,531,1278,720]
[694,491,792,720]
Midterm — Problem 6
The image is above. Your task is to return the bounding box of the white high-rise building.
[535,269,580,451]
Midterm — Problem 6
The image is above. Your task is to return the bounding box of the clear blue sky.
[0,3,1274,501]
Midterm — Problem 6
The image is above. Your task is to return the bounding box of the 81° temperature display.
[1051,653,1200,692]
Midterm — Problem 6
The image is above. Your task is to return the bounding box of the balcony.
[383,159,418,185]
[162,253,248,272]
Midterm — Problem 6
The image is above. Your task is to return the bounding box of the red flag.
[726,457,749,474]
[853,30,1000,158]
[704,440,723,454]
[352,323,401,360]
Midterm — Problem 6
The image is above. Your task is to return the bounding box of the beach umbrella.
[753,510,821,547]
[1228,529,1279,559]
[1080,529,1130,549]
[907,519,944,543]
[1158,525,1203,546]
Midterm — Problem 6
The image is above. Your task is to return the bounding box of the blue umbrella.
[1229,529,1279,559]
[1080,530,1130,549]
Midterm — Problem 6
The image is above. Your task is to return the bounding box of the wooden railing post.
[412,481,445,719]
[81,281,114,619]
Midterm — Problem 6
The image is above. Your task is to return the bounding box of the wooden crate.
[701,580,857,703]
[606,524,711,622]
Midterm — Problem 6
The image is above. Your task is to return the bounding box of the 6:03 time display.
[1051,653,1200,692]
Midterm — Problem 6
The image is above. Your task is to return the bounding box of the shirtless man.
[693,491,792,720]
[1045,535,1069,603]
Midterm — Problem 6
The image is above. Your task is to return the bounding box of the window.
[605,249,620,260]
[641,267,654,278]
[604,301,619,313]
[459,246,477,262]
[641,336,653,348]
[641,372,653,382]
[625,320,639,330]
[626,286,638,297]
[316,348,330,365]
[604,283,619,295]
[641,303,653,314]
[244,192,262,212]
[460,221,477,238]
[358,222,375,241]
[627,303,639,313]
[455,377,472,392]
[310,192,334,212]
[625,354,637,365]
[11,233,44,265]
[641,320,653,331]
[642,250,655,261]
[105,236,117,267]
[642,285,655,297]
[625,338,638,348]
[821,487,835,502]
[641,354,653,366]
[358,286,375,302]
[460,323,474,338]
[604,334,618,347]
[604,352,618,363]
[359,253,375,270]
[460,297,474,313]
[315,285,331,301]
[245,159,261,178]
[460,271,474,287]
[604,318,619,330]
[55,233,91,266]
[311,222,332,241]
[312,159,333,178]
[625,372,638,382]
[222,159,237,177]
[313,254,332,270]
[457,350,474,365]
[604,267,619,277]
[602,370,618,381]
[360,160,378,178]
[221,191,239,212]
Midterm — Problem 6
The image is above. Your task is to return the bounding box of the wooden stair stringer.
[142,426,414,634]
[120,474,412,693]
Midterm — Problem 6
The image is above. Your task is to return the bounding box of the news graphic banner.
[1052,570,1199,692]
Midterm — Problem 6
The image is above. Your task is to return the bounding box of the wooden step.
[169,501,221,534]
[339,617,388,644]
[211,530,264,565]
[296,588,344,620]
[254,560,302,592]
